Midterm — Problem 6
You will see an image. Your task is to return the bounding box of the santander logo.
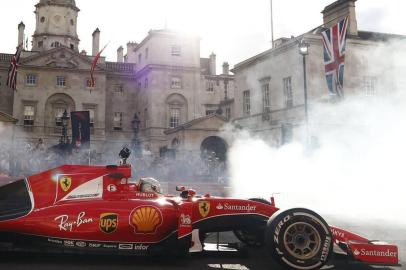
[216,203,224,210]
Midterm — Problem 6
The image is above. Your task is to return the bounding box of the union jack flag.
[321,17,349,98]
[6,44,23,91]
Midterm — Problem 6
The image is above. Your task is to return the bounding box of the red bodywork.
[0,164,400,266]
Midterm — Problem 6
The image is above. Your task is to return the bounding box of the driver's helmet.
[138,177,162,194]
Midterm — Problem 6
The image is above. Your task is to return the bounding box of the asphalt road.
[0,232,402,270]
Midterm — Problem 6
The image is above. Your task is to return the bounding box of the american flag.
[89,43,108,90]
[6,44,23,91]
[321,17,349,98]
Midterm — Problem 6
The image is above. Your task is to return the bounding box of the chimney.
[18,22,25,47]
[117,46,124,63]
[209,52,216,75]
[222,62,229,75]
[92,28,100,56]
[322,0,358,36]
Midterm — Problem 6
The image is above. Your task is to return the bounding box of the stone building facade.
[0,0,234,160]
[231,0,406,145]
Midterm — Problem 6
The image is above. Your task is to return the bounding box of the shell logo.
[129,206,163,234]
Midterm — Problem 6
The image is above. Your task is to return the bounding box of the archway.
[44,93,76,128]
[200,136,227,162]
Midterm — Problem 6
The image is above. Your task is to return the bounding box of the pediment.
[192,115,227,130]
[21,47,103,71]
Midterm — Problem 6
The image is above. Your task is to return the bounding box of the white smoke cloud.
[227,38,406,236]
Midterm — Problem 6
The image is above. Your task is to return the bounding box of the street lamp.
[60,109,69,145]
[298,39,310,143]
[132,113,141,156]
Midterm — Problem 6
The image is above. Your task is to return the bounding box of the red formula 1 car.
[0,163,400,269]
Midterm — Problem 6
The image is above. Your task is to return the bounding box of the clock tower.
[32,0,80,52]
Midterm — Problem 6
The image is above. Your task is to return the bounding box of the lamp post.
[299,39,310,144]
[60,109,69,145]
[132,113,141,156]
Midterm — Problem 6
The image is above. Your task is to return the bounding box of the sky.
[1,0,405,69]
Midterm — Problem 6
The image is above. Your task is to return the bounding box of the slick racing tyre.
[233,198,270,247]
[266,208,333,270]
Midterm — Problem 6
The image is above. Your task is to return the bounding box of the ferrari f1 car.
[0,163,400,269]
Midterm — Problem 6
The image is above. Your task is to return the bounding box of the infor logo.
[99,213,118,233]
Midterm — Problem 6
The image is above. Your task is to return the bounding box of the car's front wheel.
[265,208,333,270]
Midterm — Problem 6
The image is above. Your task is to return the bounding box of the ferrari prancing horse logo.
[198,201,210,217]
[59,176,72,192]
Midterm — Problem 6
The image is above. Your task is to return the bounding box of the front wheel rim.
[283,222,321,260]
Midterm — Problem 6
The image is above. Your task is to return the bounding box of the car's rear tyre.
[265,208,333,270]
[233,198,270,247]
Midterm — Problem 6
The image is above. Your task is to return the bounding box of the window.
[70,19,74,26]
[23,105,35,126]
[114,84,124,94]
[0,76,2,86]
[138,53,142,63]
[281,123,293,145]
[283,77,293,108]
[207,81,214,92]
[56,76,66,86]
[169,108,180,128]
[38,41,43,48]
[40,17,45,23]
[364,76,377,96]
[88,109,95,127]
[144,78,148,89]
[145,48,149,59]
[51,41,60,48]
[137,82,142,91]
[55,107,67,126]
[225,107,231,120]
[70,44,74,50]
[171,45,181,56]
[262,83,270,112]
[113,112,123,130]
[171,77,182,89]
[86,78,94,88]
[243,90,250,116]
[26,74,37,85]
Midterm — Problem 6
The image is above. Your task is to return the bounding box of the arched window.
[166,94,187,128]
[51,41,60,48]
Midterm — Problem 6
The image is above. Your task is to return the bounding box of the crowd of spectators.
[0,141,228,185]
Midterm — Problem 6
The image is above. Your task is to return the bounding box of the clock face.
[52,14,62,27]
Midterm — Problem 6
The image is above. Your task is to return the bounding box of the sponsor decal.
[180,214,191,226]
[223,203,256,212]
[331,228,345,238]
[75,241,86,248]
[130,206,163,234]
[88,243,102,248]
[134,192,155,198]
[47,238,63,245]
[67,193,100,199]
[99,213,118,233]
[274,215,291,244]
[198,201,210,217]
[63,240,74,247]
[134,244,149,251]
[354,248,398,258]
[107,184,117,192]
[119,243,133,250]
[54,211,94,232]
[102,244,117,249]
[59,176,72,192]
[216,203,223,210]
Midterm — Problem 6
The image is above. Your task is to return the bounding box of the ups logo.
[99,213,118,233]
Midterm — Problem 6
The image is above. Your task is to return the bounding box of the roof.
[36,0,79,11]
[164,114,227,135]
[0,111,17,123]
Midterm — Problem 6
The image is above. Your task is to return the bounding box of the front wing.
[331,226,400,267]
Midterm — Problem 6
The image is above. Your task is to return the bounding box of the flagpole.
[270,0,274,48]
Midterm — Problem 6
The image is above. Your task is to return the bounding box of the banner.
[71,111,91,149]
